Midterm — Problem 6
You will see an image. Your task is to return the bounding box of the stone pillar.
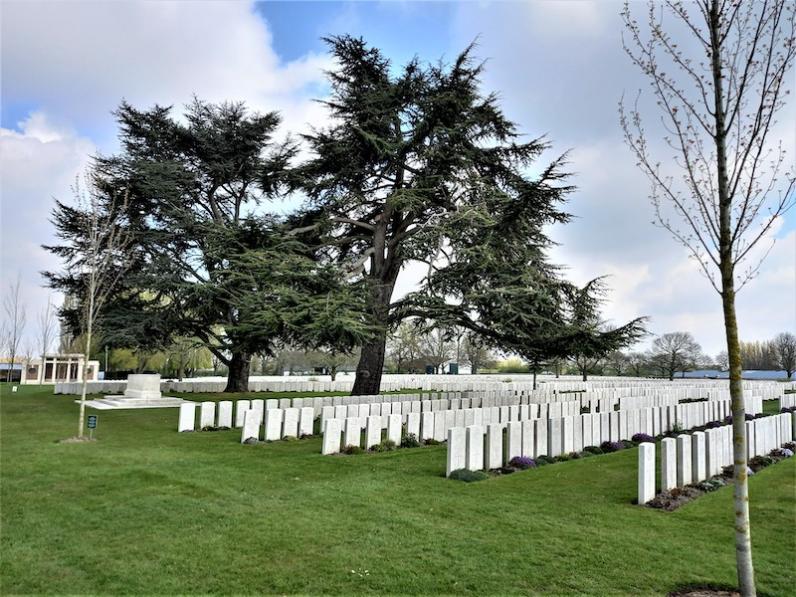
[638,442,656,504]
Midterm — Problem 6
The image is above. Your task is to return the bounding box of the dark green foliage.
[400,433,421,448]
[296,36,579,394]
[584,446,604,455]
[342,445,364,455]
[448,469,489,482]
[48,100,373,392]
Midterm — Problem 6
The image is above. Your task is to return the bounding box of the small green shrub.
[342,445,363,455]
[556,453,571,462]
[449,469,489,482]
[401,433,421,448]
[380,439,397,452]
[535,455,554,465]
[584,445,603,455]
[424,438,442,446]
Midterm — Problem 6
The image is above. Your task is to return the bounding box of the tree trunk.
[722,272,755,596]
[330,365,337,382]
[352,329,387,395]
[78,293,94,439]
[224,351,250,392]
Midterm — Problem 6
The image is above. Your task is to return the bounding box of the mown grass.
[1,384,794,595]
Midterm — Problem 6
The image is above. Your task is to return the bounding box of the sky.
[1,0,794,358]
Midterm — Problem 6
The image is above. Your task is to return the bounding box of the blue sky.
[1,1,794,356]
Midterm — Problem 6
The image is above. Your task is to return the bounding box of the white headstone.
[217,401,233,429]
[485,424,503,469]
[344,417,361,448]
[366,415,382,449]
[282,408,299,439]
[661,437,677,490]
[200,401,215,429]
[322,419,342,455]
[638,442,656,504]
[676,434,691,487]
[466,425,484,471]
[420,412,434,441]
[177,402,196,432]
[240,409,260,443]
[235,400,251,427]
[387,414,402,445]
[406,412,421,439]
[264,408,283,441]
[446,427,466,476]
[548,417,562,457]
[691,431,706,483]
[299,407,314,436]
[505,421,522,462]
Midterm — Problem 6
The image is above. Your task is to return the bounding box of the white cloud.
[450,1,796,356]
[1,0,333,148]
[0,112,95,344]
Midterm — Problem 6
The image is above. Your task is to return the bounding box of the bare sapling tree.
[3,275,27,383]
[37,294,58,384]
[621,1,795,594]
[49,175,134,438]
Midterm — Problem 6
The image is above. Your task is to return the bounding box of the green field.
[2,385,794,595]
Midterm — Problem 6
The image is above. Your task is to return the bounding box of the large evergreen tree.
[50,100,370,392]
[297,36,576,394]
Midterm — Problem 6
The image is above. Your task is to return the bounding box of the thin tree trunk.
[224,351,250,392]
[722,270,755,595]
[78,289,95,439]
[707,1,754,591]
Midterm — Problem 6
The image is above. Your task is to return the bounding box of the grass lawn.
[2,384,794,595]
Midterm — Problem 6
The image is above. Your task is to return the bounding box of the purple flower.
[600,441,625,453]
[508,456,536,470]
[632,433,654,443]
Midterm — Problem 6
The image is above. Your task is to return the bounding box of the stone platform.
[78,373,193,410]
[79,396,193,410]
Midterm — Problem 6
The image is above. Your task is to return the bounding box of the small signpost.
[87,415,98,440]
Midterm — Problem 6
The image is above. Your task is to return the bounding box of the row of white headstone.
[329,396,748,466]
[321,415,405,454]
[638,412,796,504]
[781,394,796,409]
[441,397,763,476]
